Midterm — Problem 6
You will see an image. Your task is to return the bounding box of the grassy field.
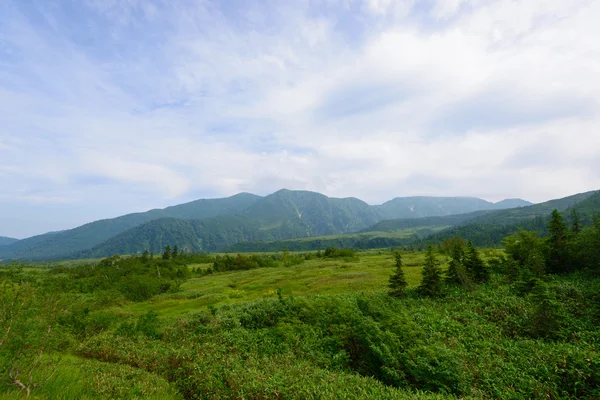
[124,249,504,317]
[126,251,427,316]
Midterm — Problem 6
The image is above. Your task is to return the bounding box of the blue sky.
[1,0,599,238]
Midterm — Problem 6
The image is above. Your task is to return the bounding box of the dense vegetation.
[1,206,599,399]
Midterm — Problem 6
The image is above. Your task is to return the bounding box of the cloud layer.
[1,0,599,237]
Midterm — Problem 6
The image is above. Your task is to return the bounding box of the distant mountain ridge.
[0,189,535,260]
[374,196,531,220]
[224,191,600,253]
[419,190,600,246]
[0,236,19,246]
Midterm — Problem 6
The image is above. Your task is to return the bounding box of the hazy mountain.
[0,236,19,247]
[491,198,532,209]
[421,190,600,246]
[374,196,531,220]
[454,191,597,227]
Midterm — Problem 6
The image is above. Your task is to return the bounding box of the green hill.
[76,190,383,257]
[0,236,18,246]
[0,193,261,260]
[76,216,259,257]
[421,190,600,246]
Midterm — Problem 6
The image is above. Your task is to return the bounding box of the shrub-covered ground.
[1,243,599,399]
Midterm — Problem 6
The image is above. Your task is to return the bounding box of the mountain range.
[226,190,600,252]
[0,189,533,260]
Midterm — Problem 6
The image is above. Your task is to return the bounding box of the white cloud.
[0,0,599,236]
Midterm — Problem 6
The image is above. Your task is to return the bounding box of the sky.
[1,0,599,239]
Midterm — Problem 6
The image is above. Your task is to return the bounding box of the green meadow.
[126,251,433,316]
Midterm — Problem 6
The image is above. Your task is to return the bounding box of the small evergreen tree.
[388,252,408,298]
[463,241,489,283]
[529,282,564,339]
[445,245,473,289]
[172,245,179,259]
[547,210,570,273]
[162,245,171,260]
[419,245,442,297]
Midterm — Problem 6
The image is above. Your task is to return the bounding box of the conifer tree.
[419,245,442,297]
[388,252,408,298]
[172,245,179,258]
[445,245,473,289]
[530,282,564,339]
[162,245,171,260]
[464,241,489,283]
[547,210,569,273]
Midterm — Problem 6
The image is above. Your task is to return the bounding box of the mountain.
[374,196,531,220]
[239,189,381,237]
[451,191,597,227]
[420,190,600,246]
[0,193,262,260]
[0,189,537,260]
[75,190,534,258]
[229,191,600,253]
[492,198,533,209]
[76,190,382,257]
[0,236,19,246]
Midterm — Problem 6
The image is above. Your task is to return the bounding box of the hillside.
[422,190,600,246]
[239,189,381,236]
[76,190,383,257]
[362,210,491,233]
[567,191,600,224]
[76,216,261,257]
[0,193,262,260]
[0,236,18,246]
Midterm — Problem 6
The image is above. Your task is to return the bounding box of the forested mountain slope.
[422,191,600,246]
[0,193,261,260]
[1,189,533,260]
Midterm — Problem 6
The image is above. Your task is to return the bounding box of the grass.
[125,251,441,317]
[0,355,181,400]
